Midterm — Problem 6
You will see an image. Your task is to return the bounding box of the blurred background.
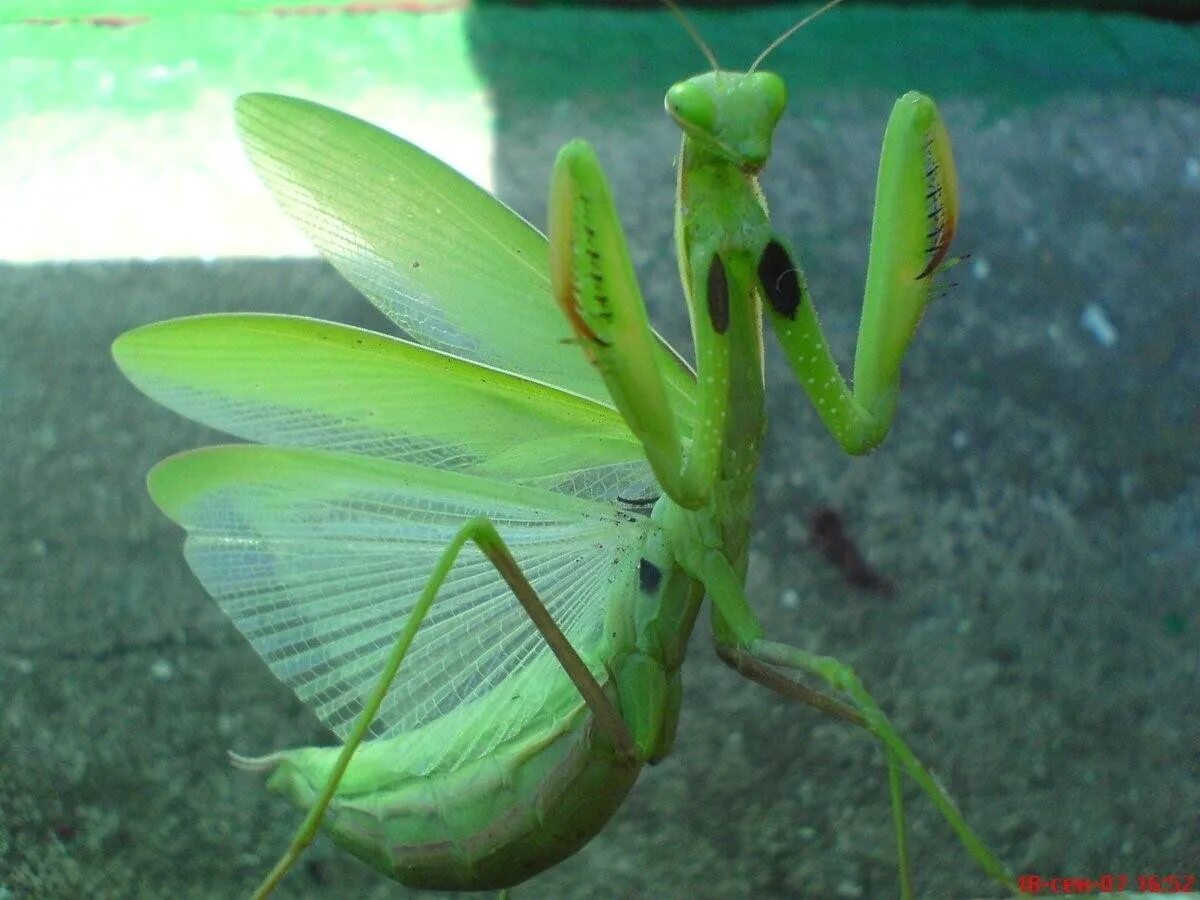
[1,2,1197,898]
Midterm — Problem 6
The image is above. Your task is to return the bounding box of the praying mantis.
[113,2,1021,896]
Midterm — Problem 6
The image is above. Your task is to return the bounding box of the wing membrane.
[235,92,695,434]
[150,445,650,772]
[114,314,655,500]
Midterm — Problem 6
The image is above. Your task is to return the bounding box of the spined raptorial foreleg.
[760,92,959,455]
[240,516,635,899]
[549,141,722,510]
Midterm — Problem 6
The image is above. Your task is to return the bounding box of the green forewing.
[234,93,696,433]
[113,314,654,501]
[149,445,650,771]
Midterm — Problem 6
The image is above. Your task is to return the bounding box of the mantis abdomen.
[252,695,643,890]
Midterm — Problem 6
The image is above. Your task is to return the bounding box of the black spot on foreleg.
[706,255,729,335]
[758,240,801,319]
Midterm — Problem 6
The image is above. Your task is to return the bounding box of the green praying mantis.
[113,2,1021,897]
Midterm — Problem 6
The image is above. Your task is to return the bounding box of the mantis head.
[665,71,787,174]
[661,0,846,174]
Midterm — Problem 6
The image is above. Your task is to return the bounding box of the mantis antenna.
[749,0,848,73]
[663,0,720,72]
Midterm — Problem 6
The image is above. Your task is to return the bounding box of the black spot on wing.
[618,494,659,508]
[758,239,800,319]
[706,254,729,335]
[638,558,663,594]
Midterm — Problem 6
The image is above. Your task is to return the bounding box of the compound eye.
[665,81,716,133]
[751,72,787,123]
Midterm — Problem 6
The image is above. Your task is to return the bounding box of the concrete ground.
[1,6,1197,899]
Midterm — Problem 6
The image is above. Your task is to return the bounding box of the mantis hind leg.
[715,643,912,899]
[724,638,1019,898]
[242,516,635,899]
[701,552,1014,896]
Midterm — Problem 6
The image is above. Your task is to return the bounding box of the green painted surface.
[885,0,1198,15]
[468,7,1198,103]
[4,0,455,22]
[1,3,1195,259]
[7,0,1200,21]
[2,9,473,116]
[3,5,1195,121]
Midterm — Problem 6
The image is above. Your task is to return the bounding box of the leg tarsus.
[887,749,913,900]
